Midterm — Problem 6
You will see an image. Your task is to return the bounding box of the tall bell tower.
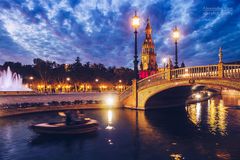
[139,18,158,79]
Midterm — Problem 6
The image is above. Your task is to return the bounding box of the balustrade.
[223,64,240,78]
[120,64,240,100]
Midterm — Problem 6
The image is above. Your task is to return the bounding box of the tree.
[0,58,134,86]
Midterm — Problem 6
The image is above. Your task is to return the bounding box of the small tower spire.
[219,47,223,63]
[145,17,152,35]
[139,17,157,79]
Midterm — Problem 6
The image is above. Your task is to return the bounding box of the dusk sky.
[0,0,239,68]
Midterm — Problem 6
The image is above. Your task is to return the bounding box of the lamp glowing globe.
[132,12,140,29]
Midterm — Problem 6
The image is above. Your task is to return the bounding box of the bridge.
[120,61,240,110]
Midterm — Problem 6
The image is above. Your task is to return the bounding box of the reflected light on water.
[218,100,227,135]
[106,110,114,130]
[187,98,228,135]
[196,103,201,123]
[108,139,114,145]
[170,153,183,160]
[208,99,228,135]
[208,99,217,134]
[107,110,113,123]
[187,103,202,126]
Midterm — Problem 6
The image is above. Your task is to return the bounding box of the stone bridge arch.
[141,79,240,109]
[138,80,192,109]
[121,78,240,110]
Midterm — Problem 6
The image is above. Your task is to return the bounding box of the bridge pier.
[127,79,145,110]
[120,79,143,110]
[132,79,138,109]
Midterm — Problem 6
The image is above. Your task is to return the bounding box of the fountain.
[0,67,31,92]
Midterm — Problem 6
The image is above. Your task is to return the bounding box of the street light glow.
[172,27,180,41]
[162,58,167,64]
[29,76,34,80]
[132,12,140,29]
[66,77,71,81]
[105,96,115,106]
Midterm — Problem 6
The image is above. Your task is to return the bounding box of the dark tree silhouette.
[0,58,134,85]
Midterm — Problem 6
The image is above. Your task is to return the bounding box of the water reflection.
[218,100,227,135]
[105,110,114,130]
[186,97,228,135]
[170,153,183,160]
[1,95,240,160]
[30,133,98,146]
[186,103,202,126]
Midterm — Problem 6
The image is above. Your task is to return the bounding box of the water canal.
[0,95,240,160]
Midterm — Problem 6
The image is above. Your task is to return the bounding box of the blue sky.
[0,0,239,68]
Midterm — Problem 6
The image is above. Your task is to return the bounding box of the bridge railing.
[119,86,132,101]
[223,64,240,78]
[137,71,168,89]
[171,65,218,79]
[137,64,240,91]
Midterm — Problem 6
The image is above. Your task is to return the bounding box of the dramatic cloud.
[0,0,239,67]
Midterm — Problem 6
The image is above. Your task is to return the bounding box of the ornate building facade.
[139,18,158,79]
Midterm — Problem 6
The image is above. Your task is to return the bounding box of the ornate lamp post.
[132,11,140,79]
[172,26,180,68]
[131,11,140,109]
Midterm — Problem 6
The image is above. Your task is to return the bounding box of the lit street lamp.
[66,77,71,82]
[162,58,167,71]
[131,11,140,80]
[64,64,69,71]
[172,26,180,68]
[95,78,99,82]
[29,76,34,89]
[131,11,140,109]
[29,76,34,80]
[119,80,122,83]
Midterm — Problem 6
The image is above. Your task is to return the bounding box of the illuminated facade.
[139,18,158,79]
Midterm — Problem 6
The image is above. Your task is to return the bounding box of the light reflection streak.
[187,98,228,135]
[187,103,201,126]
[105,110,115,145]
[208,99,228,135]
[218,100,227,135]
[106,110,114,130]
[208,99,217,134]
[108,110,112,124]
[170,153,183,160]
[196,103,201,124]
